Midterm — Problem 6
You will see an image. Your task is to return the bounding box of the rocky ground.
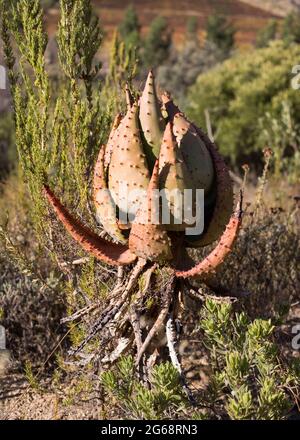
[0,374,105,420]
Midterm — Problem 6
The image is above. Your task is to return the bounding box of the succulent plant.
[43,71,242,279]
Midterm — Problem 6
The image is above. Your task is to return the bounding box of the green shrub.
[259,100,300,182]
[0,0,134,370]
[0,110,15,179]
[142,16,171,70]
[282,13,300,45]
[205,13,235,58]
[118,5,141,52]
[101,356,187,419]
[256,19,278,48]
[0,255,66,370]
[187,41,300,165]
[100,299,299,420]
[200,299,299,420]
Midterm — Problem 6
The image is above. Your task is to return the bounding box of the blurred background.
[1,0,300,179]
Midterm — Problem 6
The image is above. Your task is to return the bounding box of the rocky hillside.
[45,0,280,46]
[0,0,288,109]
[241,0,300,17]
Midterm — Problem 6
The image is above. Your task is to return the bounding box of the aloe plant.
[43,71,243,372]
[44,71,241,276]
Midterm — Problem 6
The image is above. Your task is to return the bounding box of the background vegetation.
[187,41,300,170]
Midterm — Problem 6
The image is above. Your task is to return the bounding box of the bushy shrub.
[118,5,141,52]
[0,110,15,179]
[100,299,299,420]
[187,41,300,165]
[259,100,300,182]
[256,19,278,48]
[0,0,137,375]
[214,204,300,320]
[0,174,67,370]
[142,16,171,70]
[205,13,235,57]
[200,299,299,420]
[0,257,67,370]
[282,12,300,45]
[101,356,187,419]
[117,5,172,75]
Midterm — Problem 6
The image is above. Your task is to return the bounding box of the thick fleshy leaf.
[162,93,214,194]
[93,146,127,244]
[104,113,123,171]
[129,161,172,262]
[186,125,234,247]
[162,93,233,247]
[159,122,195,231]
[140,70,165,166]
[175,191,243,278]
[43,186,136,266]
[108,102,150,223]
